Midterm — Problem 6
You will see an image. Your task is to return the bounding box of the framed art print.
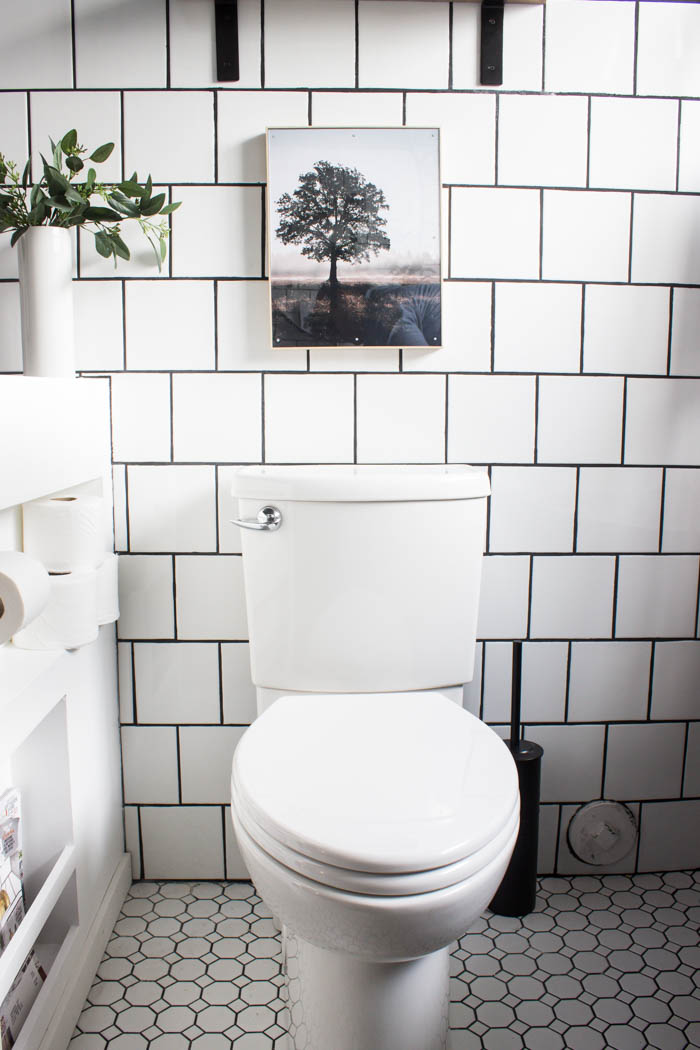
[267,127,442,349]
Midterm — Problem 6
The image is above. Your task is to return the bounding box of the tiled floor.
[71,871,700,1050]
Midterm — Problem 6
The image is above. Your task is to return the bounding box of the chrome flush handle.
[231,505,282,531]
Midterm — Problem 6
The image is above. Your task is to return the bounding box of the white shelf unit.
[0,377,130,1050]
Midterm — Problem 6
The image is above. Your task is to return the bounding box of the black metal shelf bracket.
[480,0,505,86]
[215,0,240,82]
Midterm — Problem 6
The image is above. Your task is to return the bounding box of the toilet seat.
[232,691,519,895]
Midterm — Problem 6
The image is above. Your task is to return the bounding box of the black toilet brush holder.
[489,640,543,918]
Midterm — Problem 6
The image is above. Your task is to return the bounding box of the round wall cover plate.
[567,800,638,866]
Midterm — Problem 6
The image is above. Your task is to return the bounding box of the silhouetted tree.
[275,160,390,289]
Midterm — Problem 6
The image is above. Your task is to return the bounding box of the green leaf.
[110,232,130,261]
[140,192,166,217]
[64,185,85,206]
[89,142,114,164]
[10,227,27,247]
[159,201,182,215]
[141,175,153,202]
[46,195,73,213]
[29,184,46,209]
[118,180,143,198]
[42,160,70,196]
[160,236,167,262]
[94,231,113,258]
[61,129,78,152]
[28,201,48,225]
[21,160,30,188]
[85,167,97,192]
[107,193,140,218]
[83,206,122,223]
[66,155,84,173]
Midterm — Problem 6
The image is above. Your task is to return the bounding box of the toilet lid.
[232,692,519,876]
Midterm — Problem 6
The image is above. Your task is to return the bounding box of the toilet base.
[283,928,450,1050]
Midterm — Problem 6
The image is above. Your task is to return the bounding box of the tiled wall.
[1,0,699,880]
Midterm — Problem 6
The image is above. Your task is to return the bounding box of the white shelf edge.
[12,926,80,1050]
[0,843,76,1004]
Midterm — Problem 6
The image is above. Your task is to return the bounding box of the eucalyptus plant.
[0,129,180,270]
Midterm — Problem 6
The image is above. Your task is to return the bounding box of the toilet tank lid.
[231,465,490,502]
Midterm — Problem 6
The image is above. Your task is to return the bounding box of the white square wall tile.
[172,373,262,463]
[489,467,576,553]
[542,191,631,284]
[79,202,170,279]
[171,186,262,278]
[117,555,174,640]
[175,555,248,640]
[662,469,700,553]
[125,280,215,371]
[309,347,398,372]
[218,92,309,183]
[625,379,700,466]
[118,641,134,723]
[0,284,22,373]
[670,289,700,377]
[537,377,623,466]
[530,556,615,640]
[528,724,605,804]
[225,816,249,880]
[180,726,246,803]
[121,726,179,803]
[577,468,662,554]
[538,805,560,876]
[110,373,171,463]
[462,641,483,717]
[30,91,122,183]
[632,195,700,286]
[358,1,448,90]
[169,0,261,89]
[476,556,530,641]
[481,642,513,724]
[684,724,700,797]
[356,375,446,464]
[404,283,491,374]
[544,0,635,95]
[141,805,224,879]
[637,2,700,99]
[589,98,678,193]
[451,188,540,280]
[406,93,495,186]
[651,641,700,720]
[265,374,354,464]
[123,807,141,879]
[494,283,582,374]
[134,642,220,724]
[128,465,216,553]
[265,0,355,88]
[583,285,669,377]
[217,281,305,371]
[605,723,685,801]
[452,3,544,92]
[112,464,128,551]
[638,800,700,873]
[217,466,242,555]
[521,642,568,723]
[74,0,166,88]
[312,92,403,128]
[222,643,257,724]
[0,93,28,169]
[498,95,587,189]
[124,91,214,183]
[568,641,651,722]
[448,375,536,465]
[679,101,700,193]
[74,281,124,372]
[615,555,699,639]
[0,1,72,88]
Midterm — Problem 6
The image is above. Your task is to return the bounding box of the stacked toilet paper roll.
[0,552,50,645]
[12,494,119,651]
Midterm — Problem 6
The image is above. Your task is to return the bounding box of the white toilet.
[230,465,519,1050]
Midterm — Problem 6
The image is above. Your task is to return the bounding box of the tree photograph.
[267,128,442,348]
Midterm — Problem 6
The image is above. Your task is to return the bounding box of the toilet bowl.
[229,465,519,1050]
[231,691,519,1050]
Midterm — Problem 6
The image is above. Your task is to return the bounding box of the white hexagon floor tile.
[71,872,700,1049]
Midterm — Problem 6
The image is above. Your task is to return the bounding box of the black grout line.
[585,96,592,189]
[540,1,546,93]
[213,91,219,182]
[489,282,496,372]
[679,721,690,798]
[494,94,500,185]
[646,641,655,721]
[354,0,360,90]
[165,0,171,90]
[695,559,700,639]
[213,279,219,370]
[572,468,580,552]
[260,0,265,88]
[260,373,266,462]
[443,374,448,464]
[579,285,586,373]
[172,553,178,640]
[218,643,225,724]
[175,726,182,803]
[526,555,534,640]
[633,1,640,98]
[611,555,620,637]
[666,287,674,375]
[136,806,145,880]
[658,469,667,553]
[307,90,312,127]
[538,189,544,281]
[353,374,358,464]
[533,374,540,463]
[552,805,562,875]
[130,641,137,723]
[563,641,572,722]
[447,2,454,92]
[628,194,635,284]
[675,99,682,194]
[620,376,628,464]
[600,723,609,798]
[69,0,77,89]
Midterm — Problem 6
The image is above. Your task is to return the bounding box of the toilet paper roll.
[22,495,104,573]
[96,553,119,625]
[12,569,98,651]
[0,551,51,645]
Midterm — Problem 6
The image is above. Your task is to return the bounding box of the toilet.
[230,465,519,1050]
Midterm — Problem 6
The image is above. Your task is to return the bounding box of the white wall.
[1,0,699,878]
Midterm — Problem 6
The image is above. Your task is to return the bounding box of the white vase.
[17,226,76,378]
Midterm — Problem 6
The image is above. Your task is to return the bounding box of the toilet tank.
[231,465,490,694]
